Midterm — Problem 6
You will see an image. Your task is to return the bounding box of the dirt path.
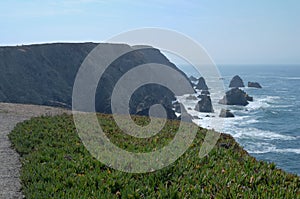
[0,103,70,199]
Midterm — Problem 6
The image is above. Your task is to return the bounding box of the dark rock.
[245,94,253,102]
[186,95,198,100]
[219,88,252,106]
[178,112,193,123]
[248,82,262,88]
[173,101,181,113]
[188,107,192,110]
[195,77,209,90]
[189,75,198,82]
[219,109,235,118]
[175,103,193,122]
[229,75,245,88]
[201,90,210,95]
[173,102,188,114]
[219,143,231,149]
[192,115,200,119]
[0,90,8,101]
[195,95,214,113]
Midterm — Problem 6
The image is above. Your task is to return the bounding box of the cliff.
[0,43,191,118]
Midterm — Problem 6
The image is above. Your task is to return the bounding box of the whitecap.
[246,100,271,111]
[278,76,300,80]
[275,148,300,154]
[239,118,259,125]
[245,142,276,154]
[246,95,281,111]
[233,127,296,141]
[244,142,300,154]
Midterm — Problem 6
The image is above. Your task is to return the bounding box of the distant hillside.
[0,43,191,118]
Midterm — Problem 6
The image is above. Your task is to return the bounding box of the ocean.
[177,64,300,176]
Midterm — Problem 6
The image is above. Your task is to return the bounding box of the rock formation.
[248,82,262,88]
[219,88,252,106]
[201,90,210,95]
[195,95,214,113]
[229,75,245,88]
[195,77,209,90]
[189,75,198,82]
[175,103,193,122]
[186,95,198,100]
[219,109,235,118]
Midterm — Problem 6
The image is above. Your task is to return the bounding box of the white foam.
[275,148,300,154]
[245,142,276,154]
[233,127,296,141]
[274,105,293,108]
[239,118,259,125]
[278,76,300,80]
[246,96,281,111]
[246,142,300,154]
[177,92,297,156]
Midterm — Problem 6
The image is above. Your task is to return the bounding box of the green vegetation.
[9,114,300,198]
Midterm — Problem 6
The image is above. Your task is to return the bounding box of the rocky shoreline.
[179,75,262,118]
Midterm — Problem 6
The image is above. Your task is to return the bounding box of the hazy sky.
[1,0,299,64]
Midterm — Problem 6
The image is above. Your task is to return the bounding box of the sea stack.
[195,95,214,113]
[248,82,262,88]
[189,75,198,82]
[229,75,245,88]
[195,77,209,90]
[219,109,235,118]
[219,88,252,106]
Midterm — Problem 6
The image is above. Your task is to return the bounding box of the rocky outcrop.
[195,95,214,113]
[173,101,188,114]
[219,109,235,118]
[195,77,209,90]
[248,82,262,88]
[201,90,210,95]
[173,102,180,113]
[219,88,252,106]
[174,103,193,122]
[229,75,245,88]
[189,75,198,82]
[186,95,198,100]
[245,94,253,102]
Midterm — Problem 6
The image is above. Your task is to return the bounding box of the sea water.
[177,64,300,175]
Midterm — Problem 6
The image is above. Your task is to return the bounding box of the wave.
[278,76,300,80]
[247,101,271,111]
[245,95,282,111]
[245,142,276,154]
[238,118,259,125]
[192,113,296,141]
[233,127,297,141]
[246,142,300,154]
[178,92,299,157]
[248,75,300,80]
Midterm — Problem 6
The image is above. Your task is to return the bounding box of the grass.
[9,113,300,198]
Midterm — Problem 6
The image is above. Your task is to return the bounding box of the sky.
[0,0,299,65]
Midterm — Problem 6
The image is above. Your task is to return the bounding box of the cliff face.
[0,43,97,107]
[0,43,191,118]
